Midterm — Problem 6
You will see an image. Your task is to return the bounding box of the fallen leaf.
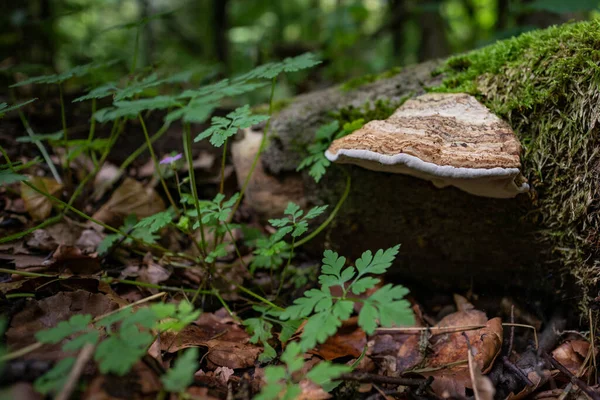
[312,322,366,360]
[20,177,63,221]
[422,311,503,398]
[552,340,594,376]
[91,177,165,228]
[6,290,119,360]
[51,245,101,274]
[84,360,162,399]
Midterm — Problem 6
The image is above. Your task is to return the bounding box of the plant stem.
[183,123,207,257]
[138,113,180,215]
[102,277,210,295]
[225,279,284,311]
[131,26,140,74]
[293,170,351,248]
[88,98,98,166]
[228,77,277,222]
[119,122,170,174]
[0,215,63,244]
[224,223,246,269]
[276,236,295,298]
[58,83,70,181]
[219,139,228,194]
[63,118,123,210]
[16,108,62,184]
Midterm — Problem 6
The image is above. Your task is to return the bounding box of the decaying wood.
[232,61,559,296]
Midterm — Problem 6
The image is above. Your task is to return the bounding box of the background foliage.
[3,0,599,97]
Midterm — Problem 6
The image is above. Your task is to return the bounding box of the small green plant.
[161,347,199,393]
[255,342,351,400]
[244,306,301,362]
[33,301,200,395]
[251,202,327,272]
[297,119,364,182]
[280,245,414,351]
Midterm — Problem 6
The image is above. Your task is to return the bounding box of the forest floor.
[1,67,600,400]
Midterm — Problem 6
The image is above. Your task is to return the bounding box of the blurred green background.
[2,0,599,97]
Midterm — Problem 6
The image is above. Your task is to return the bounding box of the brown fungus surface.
[326,93,529,198]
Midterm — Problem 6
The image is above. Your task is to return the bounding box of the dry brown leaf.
[312,321,366,360]
[506,370,552,400]
[84,360,162,399]
[552,340,593,375]
[20,177,63,221]
[6,290,119,360]
[51,244,101,274]
[466,332,495,400]
[422,311,502,398]
[91,177,165,228]
[159,313,260,370]
[205,340,262,369]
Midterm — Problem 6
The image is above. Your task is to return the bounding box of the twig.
[502,356,533,386]
[55,343,96,400]
[542,352,600,400]
[338,372,427,387]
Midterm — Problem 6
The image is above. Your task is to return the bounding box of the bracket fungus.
[325,93,529,198]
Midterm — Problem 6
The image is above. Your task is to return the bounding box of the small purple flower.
[160,153,183,165]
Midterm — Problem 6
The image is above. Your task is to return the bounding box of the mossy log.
[238,20,600,304]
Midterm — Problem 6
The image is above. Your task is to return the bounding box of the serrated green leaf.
[315,121,340,141]
[0,170,28,186]
[321,250,346,277]
[35,314,92,344]
[34,357,75,395]
[304,205,328,220]
[62,330,100,351]
[291,221,308,237]
[11,61,116,87]
[0,99,37,117]
[95,325,153,375]
[351,276,380,294]
[279,288,330,320]
[284,202,301,217]
[161,347,199,393]
[305,362,350,386]
[354,245,400,276]
[280,342,304,373]
[300,310,342,351]
[97,233,120,255]
[135,210,173,233]
[357,302,378,335]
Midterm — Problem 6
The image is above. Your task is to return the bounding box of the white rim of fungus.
[325,148,529,192]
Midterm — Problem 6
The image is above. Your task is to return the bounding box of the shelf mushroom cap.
[324,93,529,198]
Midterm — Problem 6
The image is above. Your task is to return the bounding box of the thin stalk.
[64,117,123,210]
[102,277,211,295]
[219,139,228,194]
[138,114,179,214]
[276,236,296,298]
[0,215,63,244]
[293,170,351,249]
[0,158,187,258]
[16,109,62,184]
[58,83,70,179]
[88,98,98,166]
[224,223,246,269]
[225,278,284,311]
[183,123,207,257]
[228,77,277,222]
[211,288,241,323]
[131,26,140,74]
[119,121,170,174]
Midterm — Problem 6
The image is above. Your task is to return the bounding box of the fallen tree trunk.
[233,20,600,305]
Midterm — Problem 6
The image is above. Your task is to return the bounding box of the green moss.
[435,19,600,310]
[329,96,410,127]
[340,67,403,92]
[252,98,293,115]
